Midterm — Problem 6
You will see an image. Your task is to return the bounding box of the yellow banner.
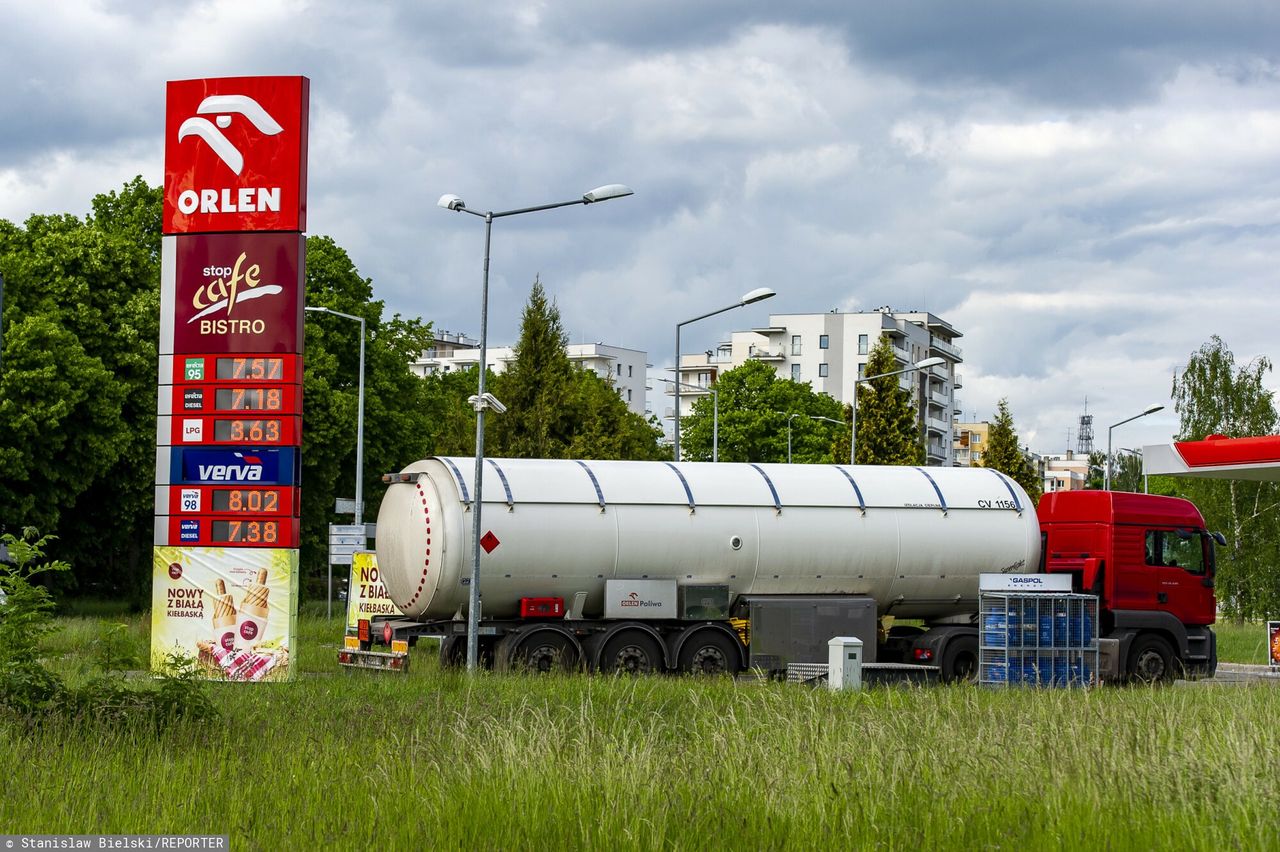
[151,546,298,681]
[346,551,403,630]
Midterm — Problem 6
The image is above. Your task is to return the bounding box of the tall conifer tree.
[853,335,924,465]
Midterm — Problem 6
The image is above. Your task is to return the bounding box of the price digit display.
[216,357,284,380]
[214,387,284,411]
[213,489,281,514]
[212,519,280,544]
[214,419,283,443]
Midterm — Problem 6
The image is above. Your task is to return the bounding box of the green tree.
[1171,336,1280,620]
[982,399,1042,503]
[0,180,161,600]
[679,359,845,463]
[490,279,576,459]
[300,236,436,590]
[852,335,924,465]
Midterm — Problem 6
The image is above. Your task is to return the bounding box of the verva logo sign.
[164,76,309,234]
[172,233,304,354]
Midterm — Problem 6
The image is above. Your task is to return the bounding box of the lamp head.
[914,356,946,370]
[741,287,775,305]
[583,184,634,203]
[1143,404,1164,415]
[438,194,466,211]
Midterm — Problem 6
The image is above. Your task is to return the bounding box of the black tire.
[597,630,664,675]
[940,635,979,683]
[439,636,465,669]
[1128,634,1176,683]
[499,630,580,674]
[677,631,741,676]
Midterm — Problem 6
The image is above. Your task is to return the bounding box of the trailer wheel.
[499,631,580,674]
[1128,634,1175,683]
[598,631,664,675]
[941,636,979,683]
[677,632,740,676]
[439,636,465,669]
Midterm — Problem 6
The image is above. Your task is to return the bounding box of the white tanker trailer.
[366,457,1041,681]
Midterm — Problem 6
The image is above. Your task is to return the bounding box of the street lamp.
[438,183,633,671]
[674,288,775,461]
[1106,406,1162,490]
[850,357,946,464]
[304,305,366,622]
[787,413,845,463]
[655,378,719,461]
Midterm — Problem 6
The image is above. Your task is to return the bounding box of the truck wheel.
[941,636,979,683]
[598,630,664,675]
[439,636,465,669]
[678,631,741,676]
[501,631,580,674]
[1128,634,1175,683]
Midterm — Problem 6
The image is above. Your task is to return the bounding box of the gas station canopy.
[1143,434,1280,482]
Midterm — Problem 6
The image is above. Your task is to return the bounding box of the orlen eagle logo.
[198,452,264,482]
[178,95,283,176]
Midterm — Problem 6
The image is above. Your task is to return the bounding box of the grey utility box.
[743,595,878,672]
[604,579,678,620]
[679,584,730,620]
[827,636,864,691]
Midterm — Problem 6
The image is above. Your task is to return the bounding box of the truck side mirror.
[1211,531,1226,546]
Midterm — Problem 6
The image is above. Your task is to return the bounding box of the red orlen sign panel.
[172,233,305,354]
[164,76,309,234]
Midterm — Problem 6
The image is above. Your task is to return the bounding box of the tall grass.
[4,614,1279,848]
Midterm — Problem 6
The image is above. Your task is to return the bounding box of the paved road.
[1180,662,1280,686]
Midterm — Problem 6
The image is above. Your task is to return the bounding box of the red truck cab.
[1037,491,1218,680]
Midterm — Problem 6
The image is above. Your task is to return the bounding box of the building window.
[858,334,868,355]
[819,363,829,377]
[791,335,802,355]
[627,389,632,401]
[791,364,801,380]
[617,364,623,376]
[628,365,633,377]
[819,334,829,349]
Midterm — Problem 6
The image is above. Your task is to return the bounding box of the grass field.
[3,612,1278,849]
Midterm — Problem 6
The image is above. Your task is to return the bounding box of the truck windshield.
[1144,529,1206,576]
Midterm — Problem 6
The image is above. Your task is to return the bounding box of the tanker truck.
[350,457,1218,682]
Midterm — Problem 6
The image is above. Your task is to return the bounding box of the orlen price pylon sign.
[151,77,309,682]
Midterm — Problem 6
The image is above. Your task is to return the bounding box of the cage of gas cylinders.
[978,575,1099,688]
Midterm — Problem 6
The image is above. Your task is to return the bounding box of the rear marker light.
[913,648,933,661]
[383,621,394,645]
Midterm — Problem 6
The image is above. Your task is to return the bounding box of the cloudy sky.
[4,0,1279,453]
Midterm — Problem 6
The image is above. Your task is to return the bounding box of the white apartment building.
[412,331,650,418]
[673,308,963,466]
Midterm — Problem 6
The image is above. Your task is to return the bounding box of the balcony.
[748,345,786,361]
[926,441,948,461]
[926,417,950,435]
[952,372,963,389]
[929,389,950,408]
[929,336,963,360]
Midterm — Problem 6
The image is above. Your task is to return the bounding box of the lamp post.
[674,288,775,461]
[438,183,633,671]
[787,413,845,463]
[1105,405,1163,491]
[304,305,366,621]
[849,357,946,464]
[655,378,719,461]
